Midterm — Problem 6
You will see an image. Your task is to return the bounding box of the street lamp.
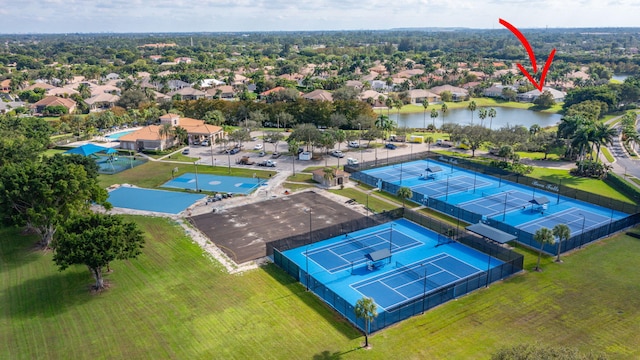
[358,122,363,164]
[366,188,379,218]
[227,150,231,174]
[305,208,312,290]
[389,223,395,255]
[194,157,200,192]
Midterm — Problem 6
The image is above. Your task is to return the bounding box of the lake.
[386,107,563,130]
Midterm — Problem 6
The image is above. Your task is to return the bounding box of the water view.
[386,107,562,129]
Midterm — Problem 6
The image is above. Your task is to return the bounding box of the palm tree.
[552,224,571,263]
[322,168,334,187]
[533,227,555,271]
[478,108,488,128]
[488,108,497,130]
[426,136,434,152]
[394,99,403,127]
[397,186,413,208]
[375,114,395,142]
[440,103,448,129]
[174,126,188,146]
[592,122,617,163]
[158,123,174,150]
[422,99,429,131]
[430,108,439,131]
[385,98,393,118]
[467,100,477,125]
[355,297,378,348]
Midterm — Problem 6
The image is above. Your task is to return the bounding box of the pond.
[386,106,562,130]
[612,74,629,82]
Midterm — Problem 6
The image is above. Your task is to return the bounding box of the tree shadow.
[261,264,361,340]
[2,270,93,319]
[312,347,361,359]
[0,229,42,275]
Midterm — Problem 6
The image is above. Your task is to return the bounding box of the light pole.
[366,188,379,218]
[210,141,214,167]
[305,245,310,291]
[292,150,296,176]
[305,208,312,290]
[389,223,395,255]
[579,213,586,248]
[421,264,428,313]
[227,150,231,174]
[194,158,200,192]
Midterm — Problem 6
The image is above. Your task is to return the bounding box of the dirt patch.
[189,191,365,264]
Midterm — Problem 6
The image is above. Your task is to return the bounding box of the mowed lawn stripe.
[4,217,640,359]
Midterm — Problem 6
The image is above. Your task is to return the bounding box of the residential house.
[429,85,469,101]
[175,57,192,64]
[517,87,566,103]
[104,73,120,81]
[24,82,56,92]
[205,85,235,100]
[46,87,79,97]
[167,79,191,92]
[345,80,363,90]
[371,80,391,92]
[199,78,225,88]
[31,96,76,114]
[303,89,333,102]
[358,90,387,106]
[149,55,162,62]
[159,113,224,144]
[406,89,441,104]
[118,125,168,151]
[259,86,287,99]
[0,79,11,93]
[311,168,350,187]
[169,87,206,100]
[483,84,516,98]
[85,93,120,111]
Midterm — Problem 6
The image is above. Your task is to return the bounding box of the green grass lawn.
[98,161,275,189]
[515,151,561,161]
[601,147,615,163]
[528,167,634,203]
[327,187,400,213]
[3,217,640,359]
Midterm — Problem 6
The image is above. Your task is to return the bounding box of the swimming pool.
[105,130,135,140]
[108,187,206,214]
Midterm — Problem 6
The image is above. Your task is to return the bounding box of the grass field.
[377,98,563,115]
[3,216,640,359]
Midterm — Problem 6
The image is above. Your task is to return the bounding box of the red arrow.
[499,18,556,91]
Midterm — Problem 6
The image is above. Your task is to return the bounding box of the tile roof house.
[169,87,206,100]
[85,93,120,111]
[358,90,387,106]
[205,85,235,99]
[428,85,469,102]
[0,79,11,93]
[517,87,566,103]
[118,125,168,151]
[406,89,441,104]
[24,82,56,91]
[158,114,224,145]
[303,89,333,102]
[46,87,79,97]
[31,96,76,114]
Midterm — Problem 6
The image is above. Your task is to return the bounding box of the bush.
[570,160,611,179]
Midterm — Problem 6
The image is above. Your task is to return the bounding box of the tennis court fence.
[266,208,404,257]
[272,208,524,333]
[345,150,640,215]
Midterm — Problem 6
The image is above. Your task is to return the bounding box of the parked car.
[181,148,190,155]
[258,151,266,157]
[253,144,263,150]
[271,152,281,159]
[346,158,359,165]
[229,147,240,154]
[201,140,209,146]
[385,143,397,150]
[348,141,359,148]
[331,150,345,158]
[257,160,277,167]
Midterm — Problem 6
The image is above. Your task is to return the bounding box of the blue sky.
[0,0,638,33]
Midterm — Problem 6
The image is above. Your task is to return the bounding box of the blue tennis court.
[108,186,206,214]
[282,219,507,319]
[517,208,610,236]
[162,173,265,194]
[351,253,483,309]
[409,175,492,197]
[307,226,422,273]
[459,190,532,216]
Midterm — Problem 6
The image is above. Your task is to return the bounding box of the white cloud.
[1,0,639,33]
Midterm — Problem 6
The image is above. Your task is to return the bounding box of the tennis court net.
[395,261,425,281]
[481,191,529,214]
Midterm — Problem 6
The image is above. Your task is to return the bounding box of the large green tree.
[53,213,145,290]
[0,154,110,247]
[397,187,413,208]
[552,224,571,263]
